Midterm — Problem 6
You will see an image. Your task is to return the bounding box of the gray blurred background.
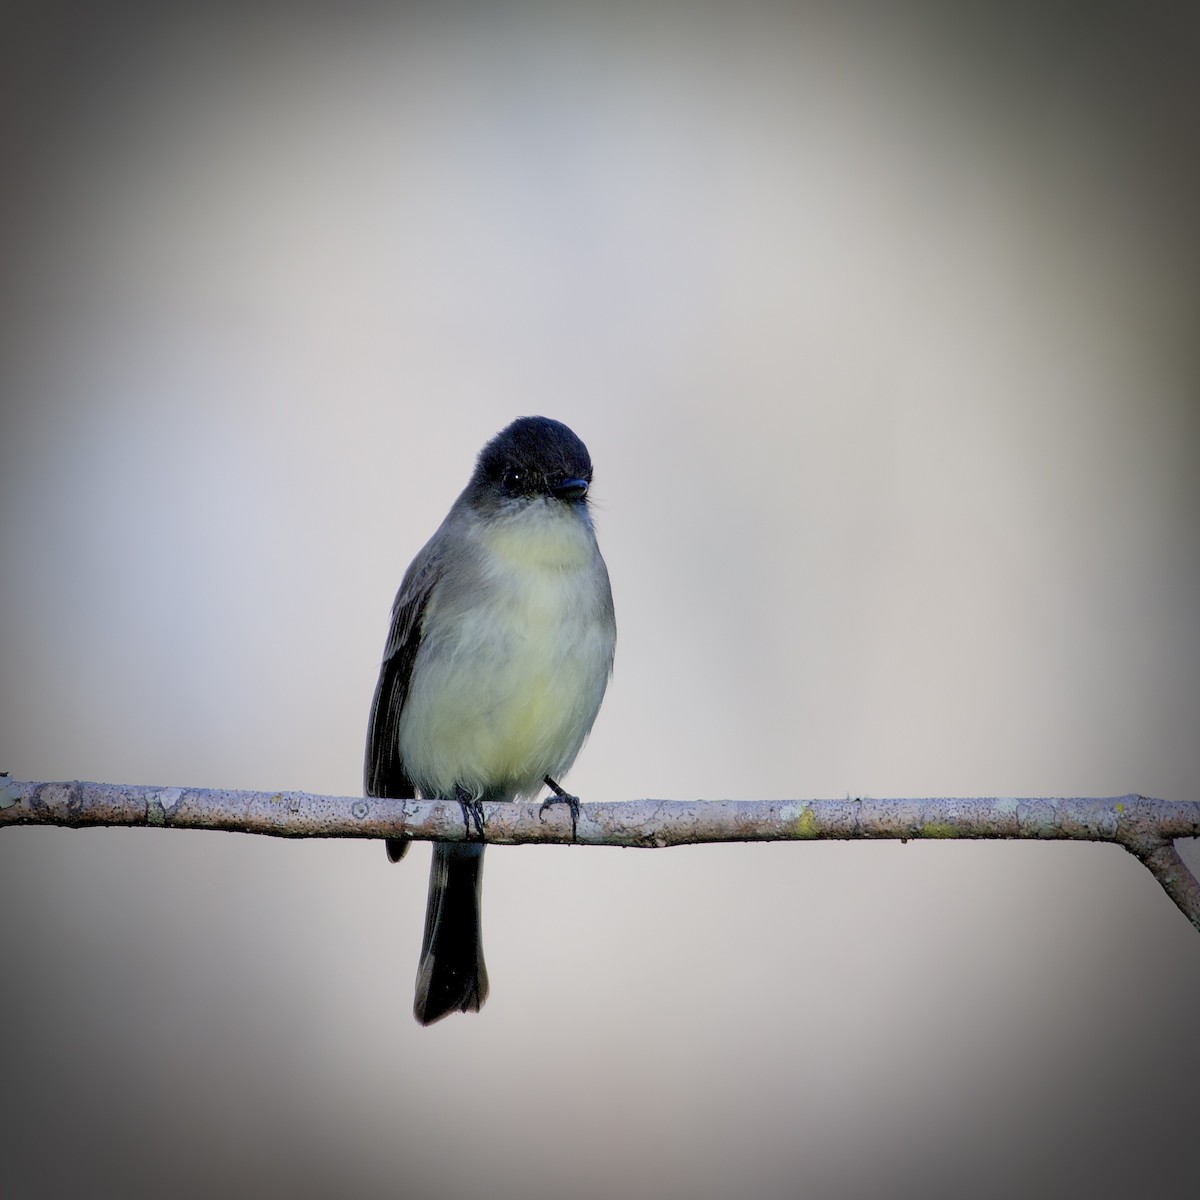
[2,3,1198,1197]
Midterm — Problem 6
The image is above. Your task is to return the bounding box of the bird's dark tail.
[414,842,489,1025]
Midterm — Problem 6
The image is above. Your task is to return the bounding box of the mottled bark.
[4,779,1198,932]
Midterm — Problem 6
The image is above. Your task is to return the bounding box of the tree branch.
[3,778,1199,932]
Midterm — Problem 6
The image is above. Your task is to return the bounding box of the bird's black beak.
[549,476,589,501]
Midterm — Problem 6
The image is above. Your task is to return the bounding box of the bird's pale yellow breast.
[398,500,614,801]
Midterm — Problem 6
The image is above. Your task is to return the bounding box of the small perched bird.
[365,416,616,1024]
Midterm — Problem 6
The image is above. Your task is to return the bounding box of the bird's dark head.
[471,417,594,506]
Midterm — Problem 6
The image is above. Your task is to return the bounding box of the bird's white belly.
[398,507,613,801]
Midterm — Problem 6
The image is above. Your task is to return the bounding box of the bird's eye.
[503,468,525,492]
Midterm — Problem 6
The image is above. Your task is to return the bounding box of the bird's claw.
[453,786,485,840]
[540,775,581,841]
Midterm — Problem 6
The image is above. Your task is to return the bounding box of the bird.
[364,416,616,1024]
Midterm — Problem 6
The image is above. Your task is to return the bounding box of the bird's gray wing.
[364,544,442,861]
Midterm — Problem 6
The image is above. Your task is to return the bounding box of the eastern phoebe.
[365,416,616,1025]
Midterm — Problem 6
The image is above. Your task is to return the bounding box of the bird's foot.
[453,785,485,840]
[540,775,581,841]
